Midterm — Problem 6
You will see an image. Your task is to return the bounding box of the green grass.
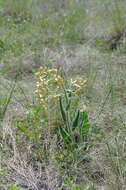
[0,0,126,189]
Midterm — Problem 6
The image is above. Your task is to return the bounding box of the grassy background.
[0,0,126,189]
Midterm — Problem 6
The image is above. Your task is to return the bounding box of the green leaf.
[18,121,28,133]
[66,98,71,111]
[17,121,32,139]
[59,97,67,122]
[59,126,71,143]
[1,82,16,121]
[9,185,20,190]
[72,110,80,131]
[80,112,91,137]
[65,89,73,111]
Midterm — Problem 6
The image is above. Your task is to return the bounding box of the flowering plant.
[35,66,91,145]
[35,67,63,107]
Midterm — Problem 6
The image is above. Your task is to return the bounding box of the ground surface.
[0,1,126,190]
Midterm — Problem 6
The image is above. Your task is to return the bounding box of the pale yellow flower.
[71,76,86,93]
[35,67,87,108]
[48,69,58,74]
[80,105,87,112]
[55,76,63,86]
[52,94,62,99]
[35,67,64,107]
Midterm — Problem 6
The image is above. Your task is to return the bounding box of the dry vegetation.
[0,0,126,190]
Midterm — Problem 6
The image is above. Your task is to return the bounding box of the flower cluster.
[71,76,86,93]
[35,67,63,107]
[80,104,87,112]
[35,67,87,108]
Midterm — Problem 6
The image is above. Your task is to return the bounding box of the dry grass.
[0,45,125,189]
[1,1,126,190]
